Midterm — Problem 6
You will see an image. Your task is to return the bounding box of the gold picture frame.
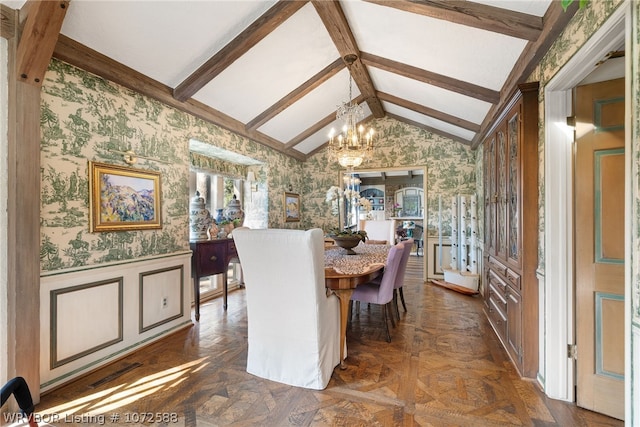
[284,191,300,222]
[89,161,162,232]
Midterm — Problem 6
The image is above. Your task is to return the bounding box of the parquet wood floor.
[35,257,623,426]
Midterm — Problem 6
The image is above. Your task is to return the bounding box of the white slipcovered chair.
[358,220,396,244]
[232,228,341,390]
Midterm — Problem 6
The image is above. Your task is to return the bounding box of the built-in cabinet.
[483,82,539,379]
[360,186,385,211]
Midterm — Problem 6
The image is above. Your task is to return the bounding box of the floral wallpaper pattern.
[303,117,477,238]
[530,0,624,276]
[36,0,640,419]
[41,57,476,273]
[631,0,640,328]
[523,0,640,411]
[41,59,303,271]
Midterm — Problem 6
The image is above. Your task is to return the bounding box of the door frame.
[543,0,630,405]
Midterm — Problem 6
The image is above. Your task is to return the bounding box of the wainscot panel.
[39,252,192,392]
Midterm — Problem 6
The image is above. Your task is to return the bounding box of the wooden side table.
[190,239,238,320]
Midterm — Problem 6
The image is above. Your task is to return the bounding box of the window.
[190,170,245,303]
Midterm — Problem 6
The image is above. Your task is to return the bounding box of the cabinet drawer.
[488,269,507,294]
[489,283,507,314]
[488,297,507,339]
[505,268,520,290]
[196,246,226,276]
[488,256,507,276]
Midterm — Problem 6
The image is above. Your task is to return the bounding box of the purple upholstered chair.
[349,242,404,342]
[368,239,413,322]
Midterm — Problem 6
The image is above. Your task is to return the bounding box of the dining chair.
[367,238,412,321]
[358,219,395,244]
[232,228,341,390]
[349,242,404,342]
[393,238,414,320]
[412,224,424,257]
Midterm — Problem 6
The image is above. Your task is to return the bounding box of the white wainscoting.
[40,252,192,392]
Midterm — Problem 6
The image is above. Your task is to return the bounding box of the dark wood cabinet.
[190,239,238,320]
[483,82,538,379]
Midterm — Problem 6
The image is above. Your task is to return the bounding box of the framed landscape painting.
[89,161,162,232]
[284,192,300,222]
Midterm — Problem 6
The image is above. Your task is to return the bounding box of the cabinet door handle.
[210,255,218,261]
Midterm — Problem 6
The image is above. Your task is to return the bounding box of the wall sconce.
[566,115,576,128]
[246,171,258,192]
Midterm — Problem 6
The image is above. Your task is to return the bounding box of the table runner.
[324,242,390,275]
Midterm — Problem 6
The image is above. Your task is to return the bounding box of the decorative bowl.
[330,235,363,255]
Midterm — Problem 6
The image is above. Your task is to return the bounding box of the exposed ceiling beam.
[471,1,579,148]
[387,113,471,146]
[311,0,385,118]
[16,0,68,87]
[360,51,499,105]
[285,94,366,150]
[285,111,335,150]
[1,4,17,40]
[173,0,308,102]
[377,91,480,132]
[53,35,306,161]
[247,57,344,131]
[364,0,543,41]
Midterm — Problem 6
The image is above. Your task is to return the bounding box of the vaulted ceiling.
[5,0,578,162]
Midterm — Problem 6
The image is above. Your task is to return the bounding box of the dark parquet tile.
[34,256,623,427]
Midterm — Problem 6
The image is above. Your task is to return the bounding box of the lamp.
[110,149,169,165]
[246,171,257,192]
[328,55,375,169]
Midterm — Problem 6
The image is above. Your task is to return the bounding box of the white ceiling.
[6,0,586,163]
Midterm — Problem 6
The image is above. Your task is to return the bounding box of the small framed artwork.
[89,161,162,232]
[284,191,300,222]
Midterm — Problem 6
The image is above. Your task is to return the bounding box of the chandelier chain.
[328,61,376,169]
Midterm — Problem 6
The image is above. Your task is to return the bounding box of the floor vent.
[88,362,142,388]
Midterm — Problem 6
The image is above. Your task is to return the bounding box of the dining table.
[324,242,390,369]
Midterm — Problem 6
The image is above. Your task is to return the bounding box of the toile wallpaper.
[36,0,640,419]
[633,0,640,326]
[40,59,303,272]
[528,0,625,277]
[40,59,474,273]
[526,0,640,411]
[302,117,477,238]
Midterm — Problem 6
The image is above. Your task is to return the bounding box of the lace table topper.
[324,242,390,275]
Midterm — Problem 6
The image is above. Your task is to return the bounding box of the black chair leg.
[399,287,407,312]
[390,302,397,327]
[393,289,400,321]
[382,303,391,342]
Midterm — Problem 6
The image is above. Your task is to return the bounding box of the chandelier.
[328,55,375,169]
